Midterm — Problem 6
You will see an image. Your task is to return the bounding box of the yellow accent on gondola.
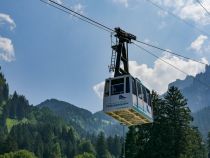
[106,108,151,126]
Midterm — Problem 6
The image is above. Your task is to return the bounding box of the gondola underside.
[106,107,152,126]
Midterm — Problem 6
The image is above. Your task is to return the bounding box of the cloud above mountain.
[154,0,210,25]
[93,54,208,99]
[113,0,210,26]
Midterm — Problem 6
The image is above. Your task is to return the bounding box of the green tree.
[78,140,95,155]
[0,150,37,158]
[74,152,96,158]
[164,86,193,158]
[125,88,205,158]
[0,68,9,104]
[107,135,121,157]
[4,134,18,153]
[181,127,206,158]
[0,68,9,128]
[208,132,210,158]
[51,143,62,158]
[6,92,30,120]
[125,91,164,158]
[34,135,44,158]
[125,126,138,158]
[96,132,111,158]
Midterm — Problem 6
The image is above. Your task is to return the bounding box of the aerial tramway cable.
[39,0,210,88]
[145,0,210,37]
[40,0,208,66]
[134,40,208,65]
[133,42,210,88]
[196,0,210,16]
[39,0,113,33]
[48,0,114,32]
[39,0,210,133]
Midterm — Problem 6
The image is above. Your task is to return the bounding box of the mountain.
[169,65,210,112]
[192,106,210,138]
[37,99,123,136]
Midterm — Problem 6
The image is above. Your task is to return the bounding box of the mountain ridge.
[37,99,123,136]
[169,65,210,112]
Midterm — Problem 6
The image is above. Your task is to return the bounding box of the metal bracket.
[109,27,136,77]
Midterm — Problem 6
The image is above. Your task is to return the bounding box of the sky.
[0,0,210,112]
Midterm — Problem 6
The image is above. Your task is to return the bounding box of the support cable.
[135,40,208,65]
[132,42,210,88]
[39,0,209,67]
[145,0,210,37]
[49,0,114,32]
[196,0,210,16]
[40,0,114,33]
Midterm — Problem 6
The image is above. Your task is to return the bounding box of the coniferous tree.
[208,132,210,158]
[182,127,205,158]
[112,135,121,157]
[78,140,95,155]
[0,68,9,104]
[144,91,168,158]
[125,126,138,158]
[164,86,193,158]
[125,91,165,158]
[125,88,205,158]
[74,152,95,158]
[51,143,62,158]
[107,136,113,155]
[96,132,111,158]
[34,135,44,158]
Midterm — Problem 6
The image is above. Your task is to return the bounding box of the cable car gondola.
[103,28,153,126]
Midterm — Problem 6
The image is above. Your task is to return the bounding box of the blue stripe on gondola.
[133,106,153,122]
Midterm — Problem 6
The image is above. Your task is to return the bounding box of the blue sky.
[0,0,210,112]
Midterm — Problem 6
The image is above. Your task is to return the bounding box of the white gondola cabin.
[103,75,153,126]
[103,27,153,126]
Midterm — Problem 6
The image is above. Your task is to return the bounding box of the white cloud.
[0,13,16,30]
[113,0,129,8]
[72,3,85,15]
[0,36,15,62]
[155,0,210,25]
[93,81,105,99]
[190,35,208,52]
[93,54,208,99]
[129,54,208,94]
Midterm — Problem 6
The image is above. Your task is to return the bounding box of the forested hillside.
[0,68,122,158]
[37,99,123,137]
[0,65,209,158]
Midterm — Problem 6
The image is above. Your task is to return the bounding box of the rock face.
[169,65,210,112]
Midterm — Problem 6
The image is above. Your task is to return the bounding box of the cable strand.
[134,39,208,65]
[145,0,210,37]
[40,0,113,33]
[49,0,114,32]
[196,0,210,16]
[133,42,210,88]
